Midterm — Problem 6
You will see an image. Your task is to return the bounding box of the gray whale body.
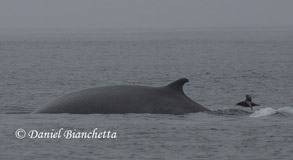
[32,78,210,114]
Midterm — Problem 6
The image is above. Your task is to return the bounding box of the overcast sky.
[0,0,292,31]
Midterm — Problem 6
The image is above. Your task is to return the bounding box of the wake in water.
[211,108,252,116]
[3,105,293,118]
[211,107,293,117]
[249,107,293,117]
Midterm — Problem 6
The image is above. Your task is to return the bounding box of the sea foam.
[250,107,293,117]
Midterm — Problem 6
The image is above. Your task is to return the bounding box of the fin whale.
[32,78,210,114]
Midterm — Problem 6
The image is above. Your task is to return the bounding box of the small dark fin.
[167,78,189,93]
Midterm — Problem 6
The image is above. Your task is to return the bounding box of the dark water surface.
[0,29,293,159]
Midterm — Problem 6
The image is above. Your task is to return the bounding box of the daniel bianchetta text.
[15,128,117,139]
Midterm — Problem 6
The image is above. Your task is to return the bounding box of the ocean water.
[0,29,293,159]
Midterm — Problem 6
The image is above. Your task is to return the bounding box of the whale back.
[33,78,209,114]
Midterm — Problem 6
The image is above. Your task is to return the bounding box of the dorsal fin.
[167,78,189,93]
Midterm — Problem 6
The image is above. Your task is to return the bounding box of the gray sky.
[0,0,292,31]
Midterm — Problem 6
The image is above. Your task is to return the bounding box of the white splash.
[249,107,277,118]
[277,107,293,115]
[249,107,293,117]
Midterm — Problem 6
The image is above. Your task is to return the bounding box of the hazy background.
[1,1,293,160]
[0,0,292,33]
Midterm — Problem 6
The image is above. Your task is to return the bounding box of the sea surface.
[0,28,293,160]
